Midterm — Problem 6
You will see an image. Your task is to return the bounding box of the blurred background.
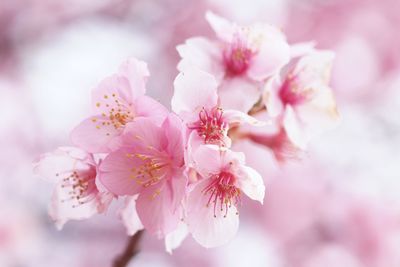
[1,0,400,266]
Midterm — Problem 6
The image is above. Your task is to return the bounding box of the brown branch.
[113,230,144,267]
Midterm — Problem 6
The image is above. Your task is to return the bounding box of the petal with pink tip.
[186,179,239,248]
[172,69,219,114]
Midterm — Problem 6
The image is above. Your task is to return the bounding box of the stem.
[113,230,144,267]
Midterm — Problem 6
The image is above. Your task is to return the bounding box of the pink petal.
[136,180,183,238]
[70,115,122,153]
[134,95,169,126]
[205,11,236,42]
[118,57,149,98]
[119,196,144,236]
[99,148,145,196]
[123,118,167,152]
[177,37,224,81]
[91,74,134,114]
[223,109,268,127]
[192,145,223,178]
[235,165,265,204]
[34,147,93,183]
[165,221,188,254]
[263,75,284,117]
[162,114,185,167]
[247,29,290,81]
[186,179,239,248]
[172,69,219,114]
[219,77,260,113]
[49,183,98,230]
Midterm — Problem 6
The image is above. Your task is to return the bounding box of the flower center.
[127,149,169,188]
[279,74,313,105]
[190,107,228,145]
[202,171,241,218]
[94,93,135,131]
[223,35,253,76]
[58,169,97,208]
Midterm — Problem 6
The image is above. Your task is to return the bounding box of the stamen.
[60,169,97,208]
[189,107,228,145]
[202,172,241,218]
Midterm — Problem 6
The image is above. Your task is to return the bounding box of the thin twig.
[113,230,144,267]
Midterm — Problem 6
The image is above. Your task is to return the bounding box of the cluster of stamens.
[126,138,169,190]
[190,107,228,145]
[202,171,241,218]
[93,93,134,134]
[58,169,96,208]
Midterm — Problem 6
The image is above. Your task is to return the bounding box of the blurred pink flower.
[34,146,113,229]
[177,11,290,112]
[70,58,168,153]
[264,49,340,149]
[99,115,186,238]
[186,145,264,248]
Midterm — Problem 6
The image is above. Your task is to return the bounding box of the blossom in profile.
[99,115,186,238]
[264,49,340,149]
[71,58,168,153]
[186,145,265,248]
[177,12,290,112]
[34,147,113,229]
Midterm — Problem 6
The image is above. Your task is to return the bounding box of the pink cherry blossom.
[119,196,144,236]
[99,114,186,238]
[264,49,340,149]
[171,68,264,158]
[177,11,290,112]
[70,58,168,153]
[34,147,113,229]
[186,145,265,248]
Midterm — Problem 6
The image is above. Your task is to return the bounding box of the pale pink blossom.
[99,115,186,237]
[186,145,265,248]
[264,49,340,149]
[177,11,290,112]
[70,58,168,153]
[34,147,113,229]
[171,68,264,159]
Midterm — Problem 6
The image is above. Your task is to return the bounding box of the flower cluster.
[34,12,339,250]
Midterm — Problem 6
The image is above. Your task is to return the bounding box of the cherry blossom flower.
[177,11,290,112]
[186,145,265,248]
[34,147,113,229]
[70,58,168,153]
[99,114,186,238]
[264,49,340,149]
[171,68,264,160]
